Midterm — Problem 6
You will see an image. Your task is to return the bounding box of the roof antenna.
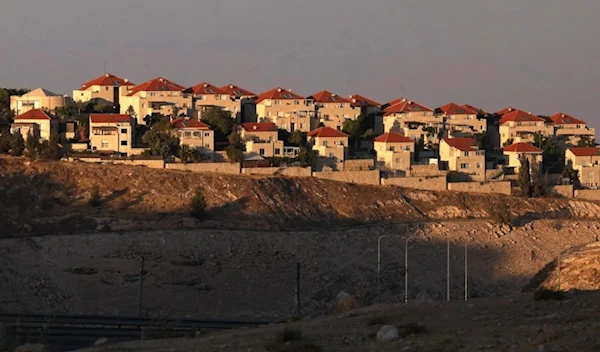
[103,59,107,74]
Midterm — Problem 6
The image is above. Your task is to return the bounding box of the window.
[193,132,202,137]
[204,132,210,137]
[323,141,328,147]
[204,144,210,148]
[477,163,482,169]
[121,128,127,134]
[460,163,470,169]
[142,104,146,108]
[101,141,109,148]
[388,146,395,151]
[329,153,334,158]
[259,148,265,155]
[274,148,281,155]
[121,140,128,146]
[277,111,284,117]
[464,151,470,156]
[273,100,280,105]
[183,132,192,138]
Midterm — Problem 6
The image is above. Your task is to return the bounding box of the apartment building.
[11,109,59,141]
[254,87,316,132]
[119,77,190,122]
[502,142,543,173]
[349,93,383,133]
[435,103,486,137]
[241,122,284,157]
[498,109,550,148]
[73,73,134,106]
[220,84,257,123]
[374,132,414,172]
[383,98,442,144]
[89,114,136,155]
[565,147,600,188]
[308,90,360,131]
[183,82,241,120]
[171,117,215,160]
[307,126,349,161]
[439,138,485,181]
[549,112,595,146]
[10,88,71,116]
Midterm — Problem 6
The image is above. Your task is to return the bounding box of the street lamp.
[377,235,389,301]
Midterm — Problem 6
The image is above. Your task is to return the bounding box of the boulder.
[95,337,108,346]
[332,291,360,315]
[377,325,400,343]
[14,344,48,352]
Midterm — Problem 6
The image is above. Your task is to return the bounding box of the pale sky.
[1,0,599,126]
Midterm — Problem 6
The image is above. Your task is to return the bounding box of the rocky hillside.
[2,156,600,236]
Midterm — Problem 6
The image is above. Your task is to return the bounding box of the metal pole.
[557,232,561,291]
[405,238,408,304]
[447,238,450,302]
[138,257,144,316]
[464,242,468,301]
[377,235,389,301]
[295,262,300,316]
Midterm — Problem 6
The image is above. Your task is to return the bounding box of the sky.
[1,0,599,127]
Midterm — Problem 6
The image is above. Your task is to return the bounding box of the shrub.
[225,145,244,163]
[398,322,427,337]
[487,200,511,225]
[88,184,102,207]
[278,327,303,343]
[534,289,567,301]
[190,189,207,220]
[10,132,24,156]
[366,315,389,326]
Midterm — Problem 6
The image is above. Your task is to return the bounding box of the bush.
[534,289,567,301]
[190,189,207,220]
[366,315,389,326]
[10,132,24,156]
[398,322,427,337]
[487,200,511,225]
[88,184,102,207]
[279,327,303,343]
[225,145,244,163]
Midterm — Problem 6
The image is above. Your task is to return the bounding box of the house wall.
[382,176,447,191]
[241,166,312,177]
[10,95,68,115]
[449,153,486,181]
[499,122,552,147]
[256,98,316,132]
[315,157,344,171]
[165,162,241,175]
[377,151,412,171]
[344,159,374,171]
[90,121,134,155]
[175,128,215,159]
[444,114,487,134]
[241,129,278,142]
[12,119,56,141]
[317,103,361,130]
[374,141,414,153]
[73,85,131,104]
[246,140,285,157]
[410,164,443,177]
[504,152,543,172]
[120,91,193,123]
[447,181,512,195]
[194,94,241,119]
[312,170,380,185]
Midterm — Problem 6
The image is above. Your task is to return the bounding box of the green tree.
[179,144,201,163]
[93,100,107,113]
[142,130,180,158]
[75,100,88,115]
[39,134,63,160]
[473,132,489,150]
[227,125,243,149]
[287,130,306,147]
[88,184,102,207]
[25,136,41,158]
[577,137,596,147]
[297,147,317,167]
[278,129,290,144]
[190,188,207,220]
[225,145,244,163]
[518,154,532,197]
[530,158,545,197]
[503,138,514,147]
[201,108,236,142]
[0,129,12,153]
[362,128,376,141]
[54,106,72,121]
[414,137,425,160]
[342,119,362,147]
[562,163,580,188]
[10,132,24,156]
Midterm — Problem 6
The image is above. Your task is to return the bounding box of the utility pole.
[377,235,389,301]
[557,232,561,291]
[405,238,409,304]
[464,242,468,301]
[447,238,450,302]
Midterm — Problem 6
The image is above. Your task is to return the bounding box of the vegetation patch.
[534,289,567,301]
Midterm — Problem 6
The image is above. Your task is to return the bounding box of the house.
[241,122,285,158]
[382,98,441,144]
[89,114,136,155]
[183,82,241,121]
[549,113,595,146]
[73,73,134,106]
[11,109,59,141]
[502,142,543,173]
[307,126,349,168]
[439,138,485,181]
[435,103,486,137]
[498,109,550,148]
[254,87,316,132]
[308,90,360,131]
[119,77,190,122]
[374,132,414,173]
[220,84,257,123]
[10,88,71,115]
[171,117,215,160]
[349,93,383,134]
[565,147,600,188]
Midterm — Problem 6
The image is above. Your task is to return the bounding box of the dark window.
[121,140,128,146]
[120,128,127,134]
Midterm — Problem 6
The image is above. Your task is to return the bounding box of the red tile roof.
[499,110,545,124]
[14,109,56,120]
[442,138,477,152]
[566,147,600,157]
[127,77,185,96]
[349,94,381,108]
[90,114,132,124]
[171,117,211,129]
[462,104,484,114]
[436,103,477,115]
[254,87,304,104]
[183,82,228,95]
[502,142,543,153]
[308,90,350,103]
[220,84,256,97]
[496,106,518,116]
[241,122,278,132]
[550,112,585,125]
[307,126,348,138]
[383,98,433,116]
[374,132,414,143]
[80,73,134,89]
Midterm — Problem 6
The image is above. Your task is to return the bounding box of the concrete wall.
[382,176,447,191]
[447,181,512,195]
[551,185,574,198]
[344,159,374,171]
[410,164,444,177]
[313,170,380,185]
[109,159,165,169]
[242,166,312,177]
[574,189,600,201]
[166,162,241,175]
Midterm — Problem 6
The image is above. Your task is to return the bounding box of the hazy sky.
[1,0,599,126]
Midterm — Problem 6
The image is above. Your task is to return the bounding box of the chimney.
[277,88,282,92]
[124,78,129,83]
[105,73,109,77]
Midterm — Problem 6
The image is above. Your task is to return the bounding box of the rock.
[94,338,108,346]
[377,325,400,343]
[332,291,360,315]
[14,344,48,352]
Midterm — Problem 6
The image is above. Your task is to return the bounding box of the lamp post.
[377,235,389,301]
